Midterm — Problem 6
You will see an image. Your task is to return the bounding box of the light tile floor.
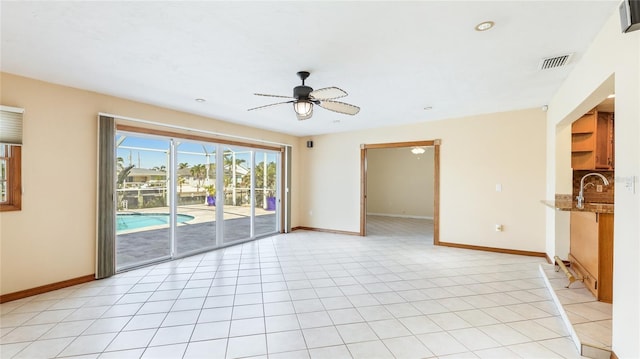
[0,217,589,358]
[540,263,612,356]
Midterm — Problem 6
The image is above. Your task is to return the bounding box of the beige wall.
[546,12,640,358]
[299,108,547,252]
[367,147,434,218]
[0,73,300,295]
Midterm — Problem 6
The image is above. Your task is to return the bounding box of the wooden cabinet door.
[569,211,614,303]
[570,212,599,277]
[571,110,614,170]
[597,213,614,303]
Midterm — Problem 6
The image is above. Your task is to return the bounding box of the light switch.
[627,176,637,194]
[615,175,637,194]
[495,184,502,192]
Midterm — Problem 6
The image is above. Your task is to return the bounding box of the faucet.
[576,172,610,207]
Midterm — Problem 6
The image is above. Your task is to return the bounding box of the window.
[0,106,23,211]
[0,145,21,211]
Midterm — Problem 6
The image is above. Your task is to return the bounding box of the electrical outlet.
[495,224,503,232]
[596,184,603,192]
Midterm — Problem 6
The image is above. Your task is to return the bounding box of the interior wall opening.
[360,140,440,244]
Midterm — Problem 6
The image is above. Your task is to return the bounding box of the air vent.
[538,53,573,70]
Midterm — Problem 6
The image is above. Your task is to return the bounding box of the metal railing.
[116,187,276,210]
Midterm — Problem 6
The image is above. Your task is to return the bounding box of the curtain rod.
[99,112,292,148]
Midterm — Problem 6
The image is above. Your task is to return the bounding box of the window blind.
[0,106,24,145]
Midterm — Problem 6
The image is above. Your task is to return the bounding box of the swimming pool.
[117,213,194,232]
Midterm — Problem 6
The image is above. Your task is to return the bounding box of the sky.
[116,135,277,170]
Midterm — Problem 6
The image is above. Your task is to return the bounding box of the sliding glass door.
[115,134,172,269]
[254,150,278,237]
[222,146,251,243]
[175,141,217,255]
[114,131,281,271]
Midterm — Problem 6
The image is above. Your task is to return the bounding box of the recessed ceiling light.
[475,21,495,32]
[195,98,206,102]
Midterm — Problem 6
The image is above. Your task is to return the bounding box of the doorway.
[360,140,440,244]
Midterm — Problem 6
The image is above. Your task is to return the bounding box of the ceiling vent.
[538,53,573,70]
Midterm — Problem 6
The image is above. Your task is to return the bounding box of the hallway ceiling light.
[411,147,425,155]
[475,21,495,31]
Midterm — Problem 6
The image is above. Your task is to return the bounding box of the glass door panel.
[222,146,251,243]
[175,142,217,255]
[254,151,278,236]
[116,134,171,270]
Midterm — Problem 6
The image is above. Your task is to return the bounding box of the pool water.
[117,213,194,232]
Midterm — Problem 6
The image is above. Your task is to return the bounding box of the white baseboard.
[367,212,433,220]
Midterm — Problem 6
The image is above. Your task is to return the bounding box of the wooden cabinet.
[571,110,614,170]
[569,211,614,302]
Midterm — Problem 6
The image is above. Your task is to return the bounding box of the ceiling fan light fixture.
[250,72,358,120]
[293,100,313,116]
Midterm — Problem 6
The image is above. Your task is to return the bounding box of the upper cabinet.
[571,109,614,170]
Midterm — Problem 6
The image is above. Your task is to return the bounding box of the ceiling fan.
[248,71,360,120]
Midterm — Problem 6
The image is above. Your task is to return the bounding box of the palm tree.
[251,161,277,208]
[223,152,247,205]
[117,164,135,187]
[177,176,186,193]
[116,163,135,210]
[179,162,189,170]
[255,161,276,189]
[117,157,125,171]
[190,164,206,191]
[223,153,246,171]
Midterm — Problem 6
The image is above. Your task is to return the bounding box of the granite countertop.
[541,196,614,214]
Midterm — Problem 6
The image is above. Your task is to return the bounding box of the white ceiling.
[0,1,618,137]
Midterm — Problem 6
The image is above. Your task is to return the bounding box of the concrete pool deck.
[116,204,277,269]
[117,204,275,233]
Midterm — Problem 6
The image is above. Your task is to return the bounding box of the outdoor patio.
[116,204,277,269]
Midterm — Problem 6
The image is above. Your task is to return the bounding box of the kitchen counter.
[541,198,614,214]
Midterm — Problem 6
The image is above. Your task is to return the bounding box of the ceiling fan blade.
[318,100,360,115]
[309,87,348,100]
[254,93,294,99]
[247,100,294,111]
